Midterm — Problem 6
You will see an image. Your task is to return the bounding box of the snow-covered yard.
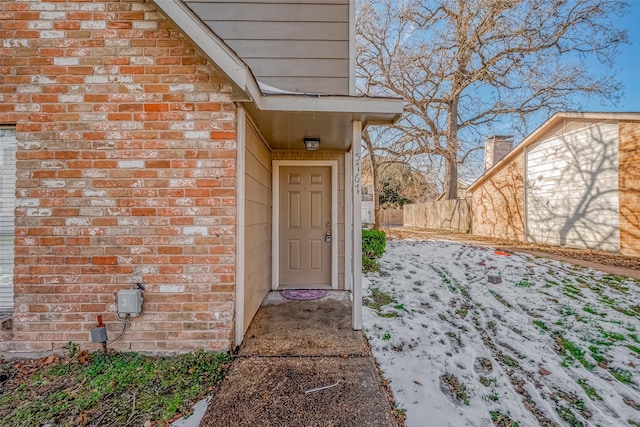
[363,239,640,427]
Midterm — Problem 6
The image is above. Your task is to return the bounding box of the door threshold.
[276,285,333,291]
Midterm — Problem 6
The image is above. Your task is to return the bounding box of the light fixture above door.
[303,137,320,151]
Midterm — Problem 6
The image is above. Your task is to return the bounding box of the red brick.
[4,0,238,355]
[92,256,117,265]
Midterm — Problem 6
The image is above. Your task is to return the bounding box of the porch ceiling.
[243,96,403,151]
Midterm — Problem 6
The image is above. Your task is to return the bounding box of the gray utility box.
[117,289,143,317]
[91,326,108,343]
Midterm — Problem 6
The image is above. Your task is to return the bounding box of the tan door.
[279,166,331,287]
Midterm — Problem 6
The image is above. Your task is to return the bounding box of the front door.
[279,166,331,287]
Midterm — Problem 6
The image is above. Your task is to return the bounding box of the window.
[0,127,16,313]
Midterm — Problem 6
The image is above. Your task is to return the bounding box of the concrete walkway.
[199,292,399,427]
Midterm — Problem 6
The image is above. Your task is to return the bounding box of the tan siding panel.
[188,0,347,4]
[230,40,348,59]
[244,58,348,78]
[243,121,272,336]
[245,175,271,206]
[204,21,347,40]
[243,242,271,330]
[245,150,271,186]
[188,3,348,22]
[185,1,350,94]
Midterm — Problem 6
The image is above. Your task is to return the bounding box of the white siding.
[0,128,16,312]
[525,122,620,251]
[185,0,350,95]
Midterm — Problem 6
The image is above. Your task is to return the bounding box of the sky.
[588,1,640,112]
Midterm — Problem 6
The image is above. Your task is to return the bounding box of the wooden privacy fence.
[379,209,403,227]
[403,200,471,233]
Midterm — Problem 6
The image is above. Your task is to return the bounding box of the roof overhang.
[244,95,402,150]
[151,0,403,151]
[468,111,640,192]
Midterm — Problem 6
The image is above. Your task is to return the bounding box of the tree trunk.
[362,129,381,229]
[444,97,459,200]
[444,154,458,200]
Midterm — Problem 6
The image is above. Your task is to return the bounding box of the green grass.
[557,305,577,317]
[437,271,452,285]
[483,393,500,402]
[532,320,548,331]
[456,308,468,318]
[601,275,629,293]
[599,294,616,306]
[563,284,582,299]
[560,339,594,370]
[588,345,607,364]
[501,355,519,368]
[613,306,638,317]
[600,329,627,342]
[583,304,606,317]
[479,376,496,387]
[365,288,396,311]
[555,404,582,427]
[490,410,519,427]
[629,345,640,356]
[515,277,530,288]
[610,367,634,385]
[488,290,512,308]
[439,373,470,405]
[0,349,232,427]
[577,379,602,401]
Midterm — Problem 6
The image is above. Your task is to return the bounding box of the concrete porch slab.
[240,293,368,357]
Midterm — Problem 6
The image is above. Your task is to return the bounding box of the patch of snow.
[363,239,640,426]
[257,80,319,96]
[169,396,210,427]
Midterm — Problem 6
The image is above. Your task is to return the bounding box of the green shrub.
[362,229,386,272]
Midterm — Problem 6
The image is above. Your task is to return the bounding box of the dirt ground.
[200,293,399,427]
[386,227,640,279]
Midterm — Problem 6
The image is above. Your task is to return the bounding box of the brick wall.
[618,121,640,257]
[0,0,237,353]
[471,154,525,242]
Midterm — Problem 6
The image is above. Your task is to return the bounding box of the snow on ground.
[363,238,640,427]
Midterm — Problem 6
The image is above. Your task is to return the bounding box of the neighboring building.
[0,0,402,354]
[361,183,374,226]
[469,112,640,256]
[434,180,472,201]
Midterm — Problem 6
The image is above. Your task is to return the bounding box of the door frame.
[272,160,339,290]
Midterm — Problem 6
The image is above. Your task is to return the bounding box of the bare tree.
[357,0,628,199]
[362,142,437,228]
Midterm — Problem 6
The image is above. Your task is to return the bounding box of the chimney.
[484,135,513,172]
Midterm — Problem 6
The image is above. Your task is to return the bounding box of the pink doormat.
[279,289,329,301]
